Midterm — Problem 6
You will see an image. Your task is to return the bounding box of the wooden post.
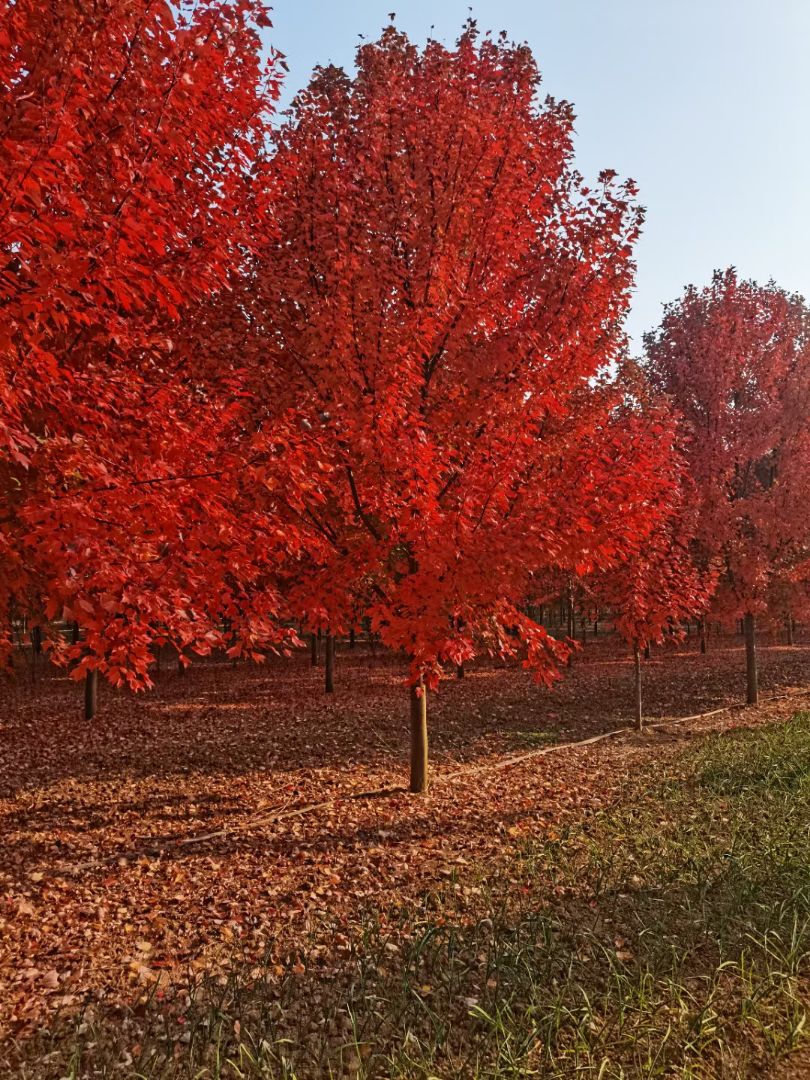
[633,642,643,731]
[744,612,758,705]
[84,669,98,720]
[409,678,428,793]
[325,633,335,693]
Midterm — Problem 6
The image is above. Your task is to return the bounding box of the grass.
[8,715,810,1079]
[505,729,558,750]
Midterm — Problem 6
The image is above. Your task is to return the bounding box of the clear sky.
[265,0,810,349]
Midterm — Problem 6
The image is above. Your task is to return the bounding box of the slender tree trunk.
[349,627,356,650]
[85,669,98,720]
[32,624,43,682]
[325,633,335,693]
[71,621,80,646]
[310,632,318,666]
[566,594,575,638]
[456,614,465,677]
[457,617,468,673]
[744,612,758,705]
[409,678,428,793]
[594,619,599,638]
[633,642,643,731]
[699,618,707,654]
[643,643,651,661]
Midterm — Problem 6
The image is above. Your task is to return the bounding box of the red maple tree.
[239,25,686,789]
[645,269,810,703]
[0,0,294,699]
[585,367,716,727]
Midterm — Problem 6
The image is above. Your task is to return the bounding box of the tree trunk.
[633,642,643,731]
[566,594,575,638]
[456,662,464,679]
[787,617,795,646]
[349,627,356,650]
[32,624,42,682]
[409,679,428,793]
[593,619,598,638]
[84,669,98,720]
[71,621,80,646]
[643,643,651,661]
[310,632,318,666]
[744,612,758,705]
[699,618,707,654]
[325,633,335,693]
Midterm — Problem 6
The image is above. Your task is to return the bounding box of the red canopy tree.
[645,269,810,704]
[586,368,716,728]
[241,24,685,790]
[0,0,295,700]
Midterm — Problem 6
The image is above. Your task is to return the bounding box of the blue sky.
[265,0,810,349]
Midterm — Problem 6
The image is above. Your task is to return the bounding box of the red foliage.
[645,269,810,626]
[0,0,292,683]
[588,365,716,649]
[6,11,801,713]
[239,26,682,687]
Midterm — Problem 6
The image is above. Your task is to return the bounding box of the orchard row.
[3,2,809,789]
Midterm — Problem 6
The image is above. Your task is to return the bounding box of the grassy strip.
[11,715,810,1079]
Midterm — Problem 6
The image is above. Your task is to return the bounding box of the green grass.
[505,729,557,750]
[9,715,810,1079]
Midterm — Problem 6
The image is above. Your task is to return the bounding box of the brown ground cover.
[1,631,808,1045]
